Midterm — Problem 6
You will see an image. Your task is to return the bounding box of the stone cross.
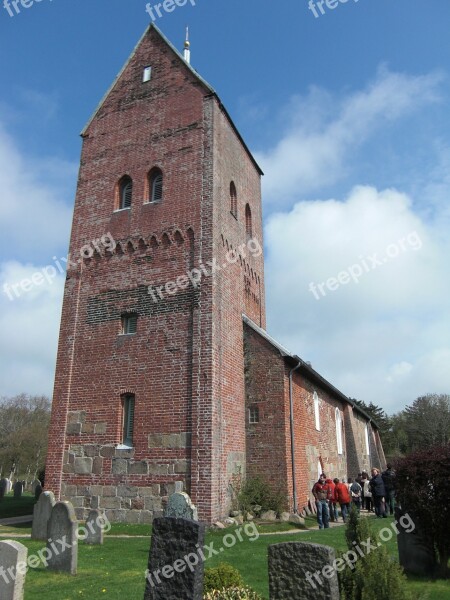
[84,509,105,545]
[144,517,205,599]
[47,501,78,575]
[0,540,28,600]
[164,492,198,521]
[31,491,56,541]
[268,542,340,600]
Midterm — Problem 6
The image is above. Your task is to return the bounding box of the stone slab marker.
[31,491,55,540]
[85,509,104,545]
[0,478,7,499]
[47,501,78,575]
[164,492,198,521]
[144,517,205,600]
[0,540,28,600]
[34,484,43,501]
[395,507,437,577]
[269,542,340,600]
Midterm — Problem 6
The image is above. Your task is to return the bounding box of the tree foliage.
[0,394,51,480]
[395,443,450,578]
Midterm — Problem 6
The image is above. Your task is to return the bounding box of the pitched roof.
[242,314,379,428]
[81,24,263,175]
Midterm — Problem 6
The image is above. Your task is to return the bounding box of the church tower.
[45,24,265,523]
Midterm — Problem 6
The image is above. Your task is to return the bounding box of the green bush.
[339,511,413,600]
[203,563,244,593]
[203,587,263,599]
[237,476,286,516]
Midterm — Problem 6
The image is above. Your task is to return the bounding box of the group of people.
[311,465,396,529]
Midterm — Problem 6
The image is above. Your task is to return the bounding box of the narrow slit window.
[143,66,152,83]
[336,408,343,455]
[314,391,320,431]
[121,313,137,335]
[230,181,237,217]
[245,203,252,239]
[122,394,135,447]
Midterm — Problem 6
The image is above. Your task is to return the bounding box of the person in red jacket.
[312,473,332,529]
[326,478,338,522]
[333,477,351,522]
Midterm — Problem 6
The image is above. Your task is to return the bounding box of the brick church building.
[46,24,385,523]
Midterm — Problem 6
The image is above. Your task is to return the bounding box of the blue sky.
[1,0,449,413]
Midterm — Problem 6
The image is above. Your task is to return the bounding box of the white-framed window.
[365,423,371,455]
[336,408,343,455]
[121,313,137,335]
[249,406,259,424]
[314,391,320,431]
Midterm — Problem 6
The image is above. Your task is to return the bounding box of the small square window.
[143,66,152,83]
[121,313,137,335]
[249,406,259,424]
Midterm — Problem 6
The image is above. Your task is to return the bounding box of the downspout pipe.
[289,359,302,514]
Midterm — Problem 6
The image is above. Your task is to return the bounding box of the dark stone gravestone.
[395,507,437,577]
[143,517,205,600]
[13,481,23,499]
[34,484,43,501]
[269,541,340,600]
[0,478,7,500]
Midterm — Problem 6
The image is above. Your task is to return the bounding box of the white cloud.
[264,185,450,413]
[0,122,75,262]
[0,261,65,398]
[255,67,443,209]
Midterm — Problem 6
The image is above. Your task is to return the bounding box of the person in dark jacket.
[382,464,396,515]
[312,473,332,529]
[370,468,387,518]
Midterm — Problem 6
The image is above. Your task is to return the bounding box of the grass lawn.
[0,493,36,519]
[0,515,448,599]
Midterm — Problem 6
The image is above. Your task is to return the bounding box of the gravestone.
[0,478,7,499]
[47,501,78,575]
[0,540,28,600]
[395,507,437,577]
[31,491,56,541]
[144,517,205,600]
[164,492,198,521]
[84,509,105,545]
[6,479,12,493]
[13,481,23,499]
[34,484,43,501]
[31,480,40,494]
[269,542,340,600]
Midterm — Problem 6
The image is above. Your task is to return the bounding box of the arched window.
[245,204,252,239]
[230,181,237,217]
[336,408,343,455]
[148,168,163,203]
[314,391,320,431]
[118,176,133,209]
